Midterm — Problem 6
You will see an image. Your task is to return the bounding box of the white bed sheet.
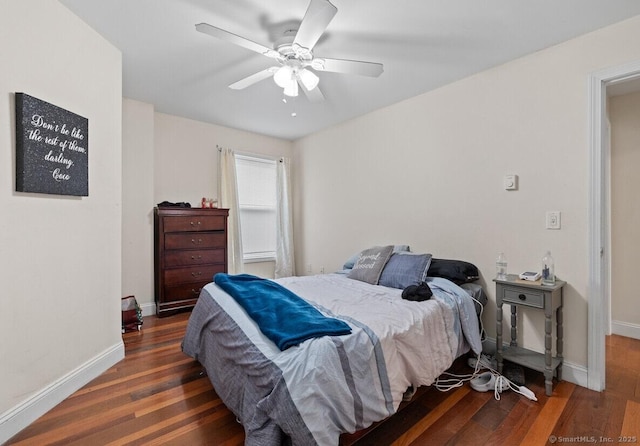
[277,274,465,409]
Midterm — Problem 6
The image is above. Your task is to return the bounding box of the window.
[235,154,277,262]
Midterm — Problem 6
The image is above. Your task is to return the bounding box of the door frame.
[588,59,640,391]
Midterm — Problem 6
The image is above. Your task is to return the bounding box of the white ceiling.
[59,0,640,141]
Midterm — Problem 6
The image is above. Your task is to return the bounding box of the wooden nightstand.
[494,274,566,396]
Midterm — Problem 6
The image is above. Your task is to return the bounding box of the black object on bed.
[401,282,433,301]
[427,258,480,285]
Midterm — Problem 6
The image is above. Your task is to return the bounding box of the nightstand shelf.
[494,274,566,396]
[500,346,562,374]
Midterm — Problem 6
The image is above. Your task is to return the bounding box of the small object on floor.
[469,370,538,401]
[403,385,416,401]
[122,295,143,333]
[503,362,525,386]
[467,353,497,370]
[469,371,508,393]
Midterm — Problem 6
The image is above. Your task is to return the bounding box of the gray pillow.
[347,245,394,284]
[379,252,433,289]
[343,245,410,270]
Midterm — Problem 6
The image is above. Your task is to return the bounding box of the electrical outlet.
[546,211,561,229]
[306,264,312,273]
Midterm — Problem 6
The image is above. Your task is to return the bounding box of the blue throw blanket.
[214,273,352,350]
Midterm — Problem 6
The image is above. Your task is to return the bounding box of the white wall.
[152,112,293,279]
[153,112,293,207]
[293,15,640,379]
[121,106,294,314]
[122,99,155,314]
[610,91,640,339]
[0,0,123,442]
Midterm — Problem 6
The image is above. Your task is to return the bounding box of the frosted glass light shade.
[283,80,299,97]
[274,66,294,88]
[298,68,319,91]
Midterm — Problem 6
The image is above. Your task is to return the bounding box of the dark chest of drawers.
[154,207,228,317]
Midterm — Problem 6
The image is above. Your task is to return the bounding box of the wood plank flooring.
[7,313,640,445]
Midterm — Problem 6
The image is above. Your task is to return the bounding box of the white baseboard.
[140,301,156,317]
[611,320,640,340]
[561,360,588,389]
[0,341,124,444]
[480,337,588,389]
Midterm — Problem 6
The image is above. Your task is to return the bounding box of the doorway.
[588,60,640,392]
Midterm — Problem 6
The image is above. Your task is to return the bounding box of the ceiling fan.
[195,0,383,102]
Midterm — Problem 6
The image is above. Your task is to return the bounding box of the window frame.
[234,153,278,263]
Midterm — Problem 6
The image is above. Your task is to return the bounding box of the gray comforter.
[182,274,482,445]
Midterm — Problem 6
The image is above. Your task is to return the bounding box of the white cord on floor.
[434,294,487,392]
[432,350,485,392]
[432,295,537,401]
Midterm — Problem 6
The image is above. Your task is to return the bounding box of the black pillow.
[427,258,479,285]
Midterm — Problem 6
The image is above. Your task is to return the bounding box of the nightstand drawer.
[503,287,544,308]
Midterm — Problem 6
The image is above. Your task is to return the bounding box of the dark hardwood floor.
[7,313,640,445]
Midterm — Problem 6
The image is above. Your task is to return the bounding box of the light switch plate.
[546,211,561,229]
[504,174,518,190]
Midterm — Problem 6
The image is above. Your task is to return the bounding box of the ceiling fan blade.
[293,0,337,51]
[315,58,384,77]
[229,67,278,90]
[299,80,325,102]
[196,23,279,58]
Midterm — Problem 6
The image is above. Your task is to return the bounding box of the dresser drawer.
[164,232,226,250]
[502,287,544,308]
[163,281,209,303]
[164,249,225,267]
[163,215,225,232]
[163,264,226,286]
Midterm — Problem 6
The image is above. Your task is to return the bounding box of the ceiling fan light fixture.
[298,68,319,91]
[197,0,384,105]
[283,80,299,97]
[292,43,311,58]
[274,65,295,88]
[310,58,325,71]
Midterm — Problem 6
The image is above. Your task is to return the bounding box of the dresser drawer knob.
[191,238,203,244]
[191,271,202,277]
[191,288,201,295]
[190,220,201,226]
[519,293,527,301]
[191,255,202,260]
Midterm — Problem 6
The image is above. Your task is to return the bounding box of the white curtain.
[275,157,295,278]
[219,147,244,274]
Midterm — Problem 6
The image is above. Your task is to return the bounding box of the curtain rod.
[217,144,285,163]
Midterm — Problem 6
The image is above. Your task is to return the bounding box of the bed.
[182,247,485,446]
